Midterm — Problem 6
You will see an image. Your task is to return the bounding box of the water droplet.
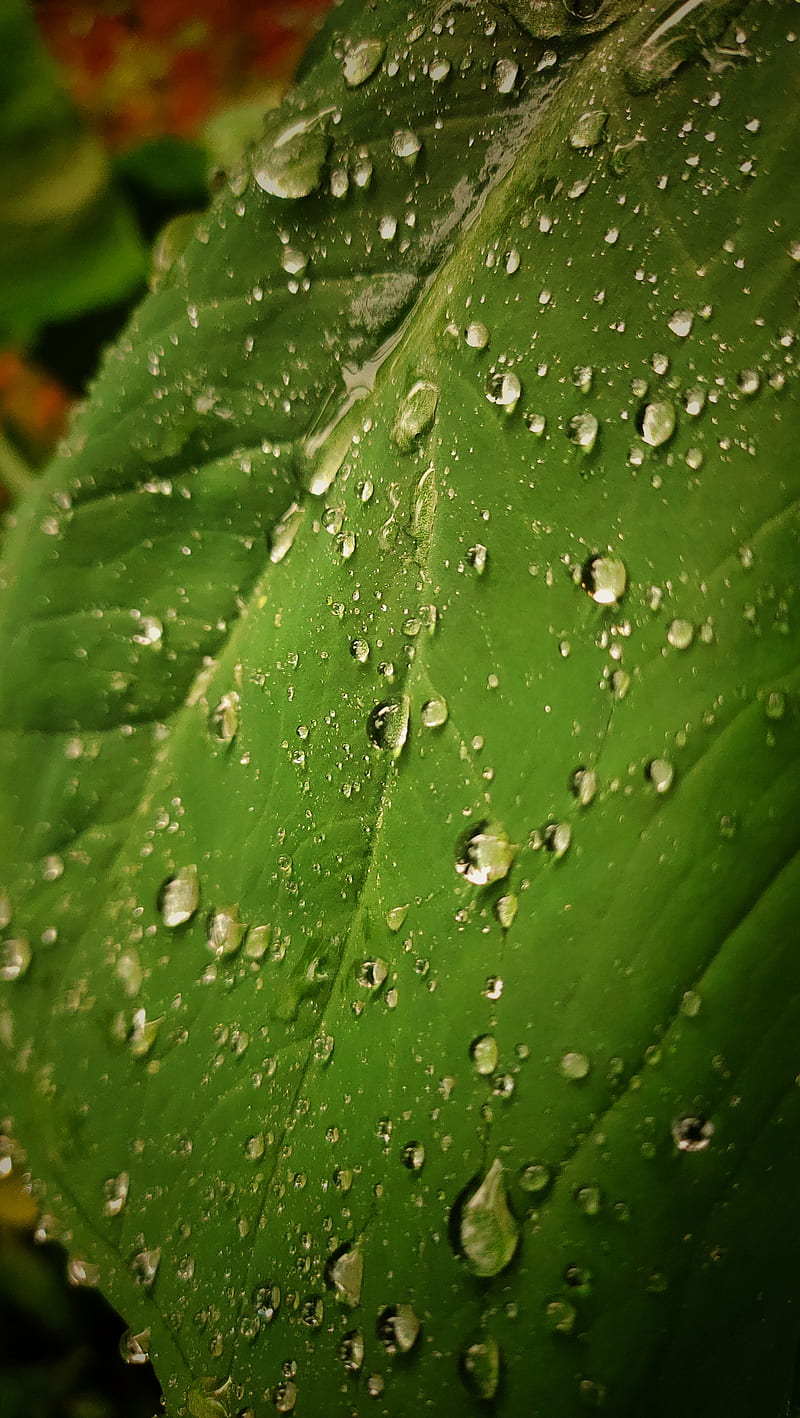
[67,1258,102,1287]
[402,1141,426,1171]
[465,320,490,349]
[245,1134,266,1161]
[269,502,304,563]
[764,690,786,720]
[42,854,64,882]
[377,1303,421,1354]
[429,57,452,82]
[646,757,674,794]
[668,309,694,338]
[421,696,448,729]
[386,904,408,932]
[560,1051,591,1081]
[253,109,331,199]
[0,935,30,982]
[367,698,410,756]
[350,637,370,664]
[567,412,599,452]
[281,246,308,275]
[570,767,597,807]
[102,1171,130,1218]
[544,821,572,859]
[365,1375,384,1398]
[544,1298,577,1334]
[339,1328,365,1372]
[336,529,357,560]
[680,989,702,1018]
[408,463,438,544]
[272,1380,297,1413]
[0,893,11,929]
[456,824,516,886]
[460,1334,501,1401]
[341,38,385,87]
[494,56,519,93]
[470,1034,499,1076]
[666,618,695,650]
[672,1115,714,1152]
[574,1184,602,1216]
[391,380,439,451]
[455,1158,520,1278]
[128,1009,161,1059]
[120,1327,151,1365]
[300,1294,324,1329]
[211,691,240,743]
[581,555,627,606]
[187,1377,231,1418]
[485,369,521,411]
[569,109,608,149]
[640,400,676,447]
[519,1162,552,1195]
[206,906,245,959]
[391,129,422,160]
[325,1243,364,1307]
[467,543,488,575]
[495,893,518,929]
[131,1246,161,1288]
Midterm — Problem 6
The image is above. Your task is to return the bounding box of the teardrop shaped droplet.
[367,698,410,756]
[159,864,200,928]
[341,38,385,87]
[455,1158,520,1277]
[252,109,331,200]
[391,380,439,451]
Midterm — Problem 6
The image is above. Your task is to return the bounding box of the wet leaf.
[1,3,799,1416]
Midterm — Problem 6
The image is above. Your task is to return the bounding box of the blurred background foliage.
[0,3,331,1412]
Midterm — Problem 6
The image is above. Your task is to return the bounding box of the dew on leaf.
[519,1162,552,1195]
[640,399,676,447]
[245,1134,266,1162]
[495,892,518,929]
[581,555,627,606]
[336,530,357,560]
[391,379,439,451]
[737,369,761,396]
[470,1034,499,1076]
[460,1334,501,1401]
[485,370,522,411]
[367,697,410,755]
[339,1328,365,1372]
[0,892,11,929]
[186,1377,231,1418]
[280,246,308,275]
[646,757,674,794]
[494,56,519,92]
[680,989,702,1018]
[575,1184,602,1216]
[211,691,240,743]
[672,1115,714,1152]
[567,412,599,452]
[421,696,449,728]
[341,38,385,87]
[102,1171,129,1218]
[667,618,695,650]
[570,767,597,807]
[456,824,516,886]
[569,109,608,149]
[269,503,304,564]
[668,309,694,338]
[764,690,786,720]
[325,1243,364,1307]
[272,1380,297,1413]
[391,129,423,160]
[207,906,246,960]
[377,1303,421,1354]
[560,1050,591,1081]
[0,935,30,982]
[350,637,370,663]
[120,1327,151,1365]
[544,821,572,858]
[465,320,490,349]
[131,1246,161,1288]
[467,543,488,574]
[252,109,331,199]
[455,1158,520,1278]
[128,1009,161,1059]
[545,1298,577,1334]
[402,1141,426,1171]
[386,904,408,932]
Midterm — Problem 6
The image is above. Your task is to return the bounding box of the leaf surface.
[1,3,799,1416]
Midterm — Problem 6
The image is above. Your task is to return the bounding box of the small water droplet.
[207,906,245,959]
[456,823,516,886]
[211,691,240,743]
[570,767,597,807]
[668,309,694,338]
[336,530,357,560]
[131,1246,161,1288]
[672,1115,714,1152]
[120,1327,151,1365]
[640,400,676,447]
[737,369,761,396]
[159,865,200,928]
[574,1184,602,1216]
[544,821,572,859]
[455,1158,520,1277]
[764,690,786,720]
[367,698,410,756]
[339,1328,365,1372]
[485,369,521,411]
[465,320,490,349]
[342,38,385,87]
[269,502,304,563]
[0,935,30,982]
[544,1298,577,1334]
[350,637,370,664]
[680,989,702,1018]
[495,892,518,929]
[377,1303,421,1354]
[581,555,627,606]
[402,1141,426,1171]
[519,1162,552,1195]
[470,1034,499,1076]
[281,246,308,275]
[128,1008,161,1059]
[467,543,488,575]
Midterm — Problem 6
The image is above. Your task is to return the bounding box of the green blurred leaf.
[1,2,799,1416]
[0,0,146,344]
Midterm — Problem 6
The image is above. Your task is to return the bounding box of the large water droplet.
[269,503,304,563]
[672,1115,714,1152]
[253,110,331,199]
[392,380,439,451]
[342,38,385,87]
[367,698,410,756]
[568,412,599,452]
[486,370,522,412]
[339,1328,365,1372]
[325,1243,364,1307]
[421,696,448,729]
[102,1172,130,1218]
[455,1158,520,1277]
[0,935,30,982]
[120,1327,151,1365]
[666,618,695,650]
[470,1034,499,1076]
[640,400,676,447]
[460,1334,501,1401]
[646,758,674,794]
[581,555,627,606]
[131,1246,161,1288]
[159,865,200,928]
[560,1050,591,1081]
[207,906,246,960]
[377,1303,421,1354]
[569,109,608,149]
[456,824,516,886]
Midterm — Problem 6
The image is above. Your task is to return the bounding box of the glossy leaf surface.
[1,3,799,1416]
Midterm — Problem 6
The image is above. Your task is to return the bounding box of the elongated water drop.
[367,698,410,756]
[341,38,385,87]
[392,380,439,451]
[455,1158,520,1277]
[159,865,200,928]
[253,109,331,200]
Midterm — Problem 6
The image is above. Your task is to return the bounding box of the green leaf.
[1,2,799,1415]
[0,0,145,344]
